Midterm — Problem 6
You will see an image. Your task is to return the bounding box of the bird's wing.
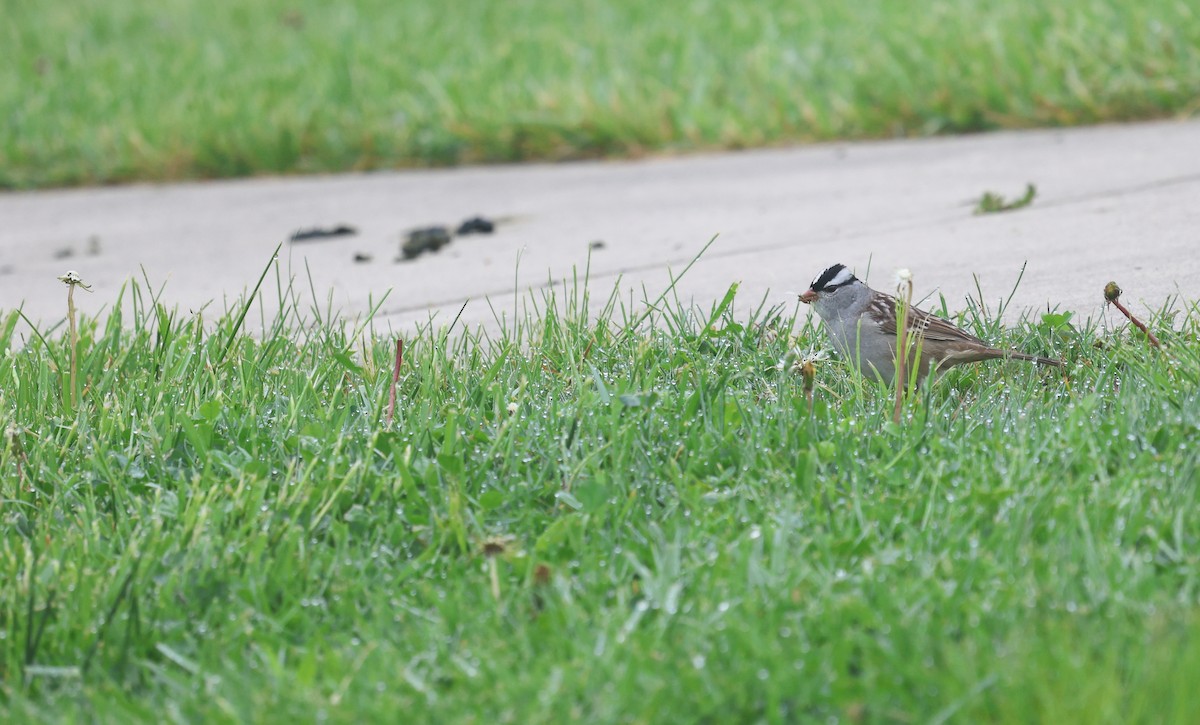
[874,293,989,346]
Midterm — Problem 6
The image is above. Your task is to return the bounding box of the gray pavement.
[2,119,1198,337]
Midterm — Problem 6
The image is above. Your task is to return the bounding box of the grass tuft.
[976,183,1038,215]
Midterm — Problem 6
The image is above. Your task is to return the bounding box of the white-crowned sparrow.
[799,263,1063,382]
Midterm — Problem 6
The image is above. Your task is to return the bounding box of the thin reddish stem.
[385,339,404,426]
[1111,298,1161,349]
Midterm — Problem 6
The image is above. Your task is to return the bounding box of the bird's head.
[799,263,858,304]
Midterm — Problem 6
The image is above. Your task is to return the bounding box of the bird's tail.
[1006,350,1064,367]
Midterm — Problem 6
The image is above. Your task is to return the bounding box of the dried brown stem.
[385,339,404,426]
[801,360,816,413]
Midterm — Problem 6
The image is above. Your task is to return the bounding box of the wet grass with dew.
[2,258,1200,722]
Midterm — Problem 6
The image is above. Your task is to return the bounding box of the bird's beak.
[799,289,817,304]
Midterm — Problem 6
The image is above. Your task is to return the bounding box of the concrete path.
[2,119,1198,336]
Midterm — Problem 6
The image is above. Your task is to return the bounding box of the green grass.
[2,259,1199,722]
[3,0,1200,188]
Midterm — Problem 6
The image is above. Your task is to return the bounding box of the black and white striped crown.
[809,263,858,292]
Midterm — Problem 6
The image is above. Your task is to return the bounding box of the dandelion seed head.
[57,270,92,290]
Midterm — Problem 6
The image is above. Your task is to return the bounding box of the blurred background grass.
[3,0,1198,188]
